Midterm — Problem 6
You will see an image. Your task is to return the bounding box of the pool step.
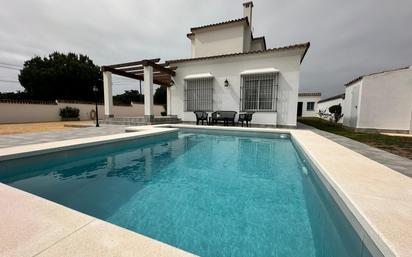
[101,116,182,125]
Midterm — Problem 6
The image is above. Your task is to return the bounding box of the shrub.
[328,104,343,123]
[59,106,80,118]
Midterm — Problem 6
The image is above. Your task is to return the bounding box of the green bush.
[59,106,80,118]
[328,104,343,123]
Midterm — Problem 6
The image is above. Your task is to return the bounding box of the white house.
[165,2,309,127]
[101,2,309,127]
[317,93,345,123]
[343,66,412,134]
[297,93,321,117]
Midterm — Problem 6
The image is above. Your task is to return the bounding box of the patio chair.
[211,111,237,126]
[194,111,208,125]
[238,112,254,127]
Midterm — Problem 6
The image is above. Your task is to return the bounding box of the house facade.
[343,66,412,133]
[297,93,321,117]
[317,93,345,123]
[166,2,309,127]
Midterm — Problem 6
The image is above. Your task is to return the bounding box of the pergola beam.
[142,60,176,76]
[107,58,160,69]
[101,66,172,87]
[102,66,144,80]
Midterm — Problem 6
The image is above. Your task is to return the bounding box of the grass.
[298,117,412,160]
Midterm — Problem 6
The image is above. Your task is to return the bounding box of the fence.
[0,99,164,124]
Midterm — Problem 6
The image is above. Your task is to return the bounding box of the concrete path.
[298,122,412,178]
[0,125,127,148]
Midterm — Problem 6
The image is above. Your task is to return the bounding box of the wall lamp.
[224,79,229,87]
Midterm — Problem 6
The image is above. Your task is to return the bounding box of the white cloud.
[0,0,411,96]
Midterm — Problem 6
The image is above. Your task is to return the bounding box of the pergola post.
[103,71,113,117]
[143,65,154,121]
[167,87,172,115]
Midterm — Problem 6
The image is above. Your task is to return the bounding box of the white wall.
[243,26,252,53]
[297,95,321,117]
[0,101,164,124]
[356,68,412,131]
[250,38,265,51]
[192,24,245,58]
[317,98,344,123]
[343,81,362,128]
[169,49,304,126]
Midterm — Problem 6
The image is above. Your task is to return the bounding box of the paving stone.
[298,122,412,178]
[0,125,128,148]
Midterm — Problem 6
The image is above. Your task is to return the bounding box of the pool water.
[0,130,372,257]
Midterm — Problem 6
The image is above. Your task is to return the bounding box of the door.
[350,86,360,127]
[297,102,303,117]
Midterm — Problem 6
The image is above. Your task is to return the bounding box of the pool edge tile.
[0,183,95,257]
[36,219,198,257]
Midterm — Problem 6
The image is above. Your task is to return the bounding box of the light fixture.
[93,85,99,127]
[224,79,229,87]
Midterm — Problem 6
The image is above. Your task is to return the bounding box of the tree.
[153,85,167,104]
[113,90,143,105]
[113,86,166,105]
[329,104,344,123]
[0,91,29,100]
[18,52,102,101]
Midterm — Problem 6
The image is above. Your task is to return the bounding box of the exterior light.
[224,79,229,87]
[93,85,100,127]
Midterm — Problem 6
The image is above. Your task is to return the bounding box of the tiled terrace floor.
[298,122,412,178]
[0,123,411,178]
[0,125,127,148]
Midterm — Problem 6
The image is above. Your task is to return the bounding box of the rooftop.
[189,17,249,32]
[298,92,321,97]
[345,65,412,86]
[167,42,310,64]
[318,93,345,103]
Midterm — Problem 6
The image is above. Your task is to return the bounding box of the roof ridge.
[167,42,310,64]
[345,66,411,86]
[190,17,248,32]
[298,92,321,96]
[318,93,345,103]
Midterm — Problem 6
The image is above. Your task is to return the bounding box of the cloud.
[0,0,411,96]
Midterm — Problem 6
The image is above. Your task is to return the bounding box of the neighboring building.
[343,66,412,134]
[317,93,345,123]
[166,2,310,127]
[297,92,321,117]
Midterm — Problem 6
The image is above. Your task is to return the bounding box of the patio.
[0,124,127,148]
[101,59,179,125]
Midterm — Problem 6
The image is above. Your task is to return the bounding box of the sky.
[0,0,411,97]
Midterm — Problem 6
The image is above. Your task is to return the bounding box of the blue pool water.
[0,130,373,257]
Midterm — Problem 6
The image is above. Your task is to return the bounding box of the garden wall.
[0,99,164,124]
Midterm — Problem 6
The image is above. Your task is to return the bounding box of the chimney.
[243,1,254,26]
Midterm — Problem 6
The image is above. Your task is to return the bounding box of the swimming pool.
[0,130,373,257]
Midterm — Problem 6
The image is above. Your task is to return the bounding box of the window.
[240,73,278,111]
[306,102,315,111]
[184,78,213,111]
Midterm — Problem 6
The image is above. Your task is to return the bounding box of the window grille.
[240,73,278,112]
[184,78,213,111]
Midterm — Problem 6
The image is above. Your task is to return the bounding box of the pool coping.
[0,127,178,161]
[0,124,411,256]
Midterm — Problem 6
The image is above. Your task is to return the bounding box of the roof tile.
[167,42,310,64]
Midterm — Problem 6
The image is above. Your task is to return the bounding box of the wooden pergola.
[101,59,176,120]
